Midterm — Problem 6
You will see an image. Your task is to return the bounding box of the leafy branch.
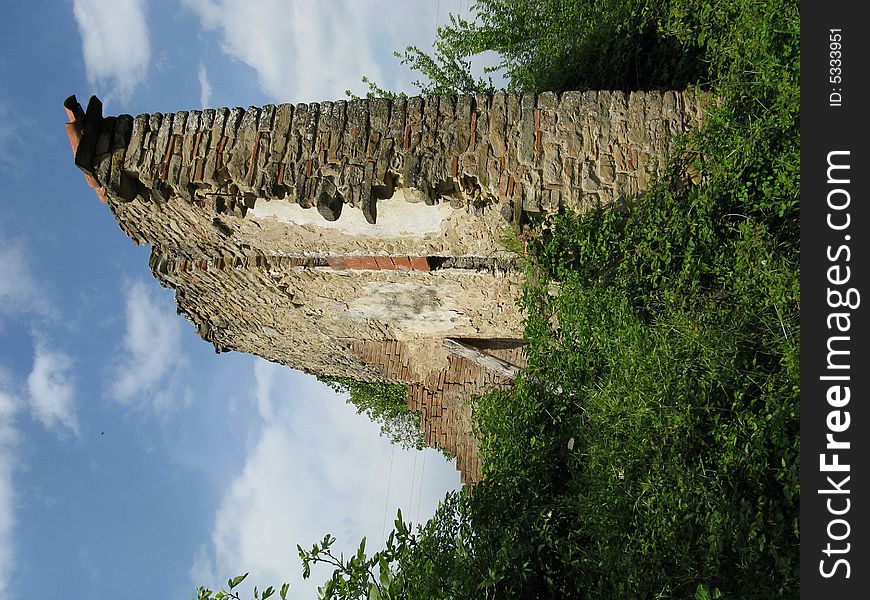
[192,573,289,600]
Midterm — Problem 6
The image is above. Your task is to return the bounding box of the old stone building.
[64,90,703,483]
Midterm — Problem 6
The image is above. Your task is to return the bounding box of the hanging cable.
[381,445,396,542]
[416,451,427,523]
[408,451,418,524]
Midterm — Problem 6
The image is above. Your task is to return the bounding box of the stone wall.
[76,90,703,259]
[65,89,703,484]
[149,252,524,379]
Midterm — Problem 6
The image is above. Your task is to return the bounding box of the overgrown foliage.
[199,0,800,597]
[463,0,799,596]
[320,377,424,451]
[458,0,798,596]
[392,0,713,94]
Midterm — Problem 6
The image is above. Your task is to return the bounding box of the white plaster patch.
[345,281,468,334]
[249,193,454,238]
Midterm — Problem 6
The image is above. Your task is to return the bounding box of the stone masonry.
[65,90,703,484]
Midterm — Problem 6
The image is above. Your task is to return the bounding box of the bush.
[461,0,800,595]
[396,0,710,93]
[320,378,424,451]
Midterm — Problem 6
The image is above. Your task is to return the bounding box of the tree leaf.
[228,573,248,590]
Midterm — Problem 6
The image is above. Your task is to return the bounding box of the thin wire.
[381,445,396,542]
[408,451,418,524]
[416,451,427,523]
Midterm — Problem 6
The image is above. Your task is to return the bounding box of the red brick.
[408,256,430,271]
[344,256,379,270]
[391,256,412,270]
[375,256,394,270]
[342,257,363,269]
[326,256,346,269]
[193,158,204,182]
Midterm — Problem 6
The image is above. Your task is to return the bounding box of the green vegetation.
[396,0,709,94]
[196,0,800,597]
[320,377,425,451]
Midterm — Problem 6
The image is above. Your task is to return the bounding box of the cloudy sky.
[0,1,496,597]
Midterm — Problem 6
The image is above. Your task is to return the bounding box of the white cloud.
[0,240,56,324]
[72,0,151,103]
[198,63,213,108]
[108,280,186,410]
[0,370,19,598]
[252,359,275,420]
[182,0,443,103]
[0,380,19,448]
[191,361,460,597]
[0,452,13,599]
[26,345,79,437]
[0,235,72,592]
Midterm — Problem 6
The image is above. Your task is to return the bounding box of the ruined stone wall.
[150,253,523,379]
[67,89,704,484]
[72,88,703,377]
[87,90,703,259]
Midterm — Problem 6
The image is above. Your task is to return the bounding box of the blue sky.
[0,1,499,597]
